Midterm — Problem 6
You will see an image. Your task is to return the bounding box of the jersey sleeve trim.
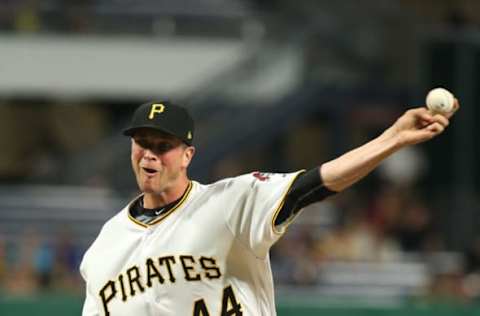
[271,170,306,235]
[127,181,193,228]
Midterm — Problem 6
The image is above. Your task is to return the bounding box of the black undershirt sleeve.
[274,167,337,226]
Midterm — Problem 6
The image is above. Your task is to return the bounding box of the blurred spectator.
[368,186,405,236]
[0,100,110,184]
[313,204,401,262]
[14,0,41,33]
[428,272,469,303]
[0,236,6,286]
[53,228,82,292]
[46,0,94,33]
[5,229,39,295]
[463,236,480,300]
[271,226,317,285]
[0,101,44,182]
[284,120,331,171]
[0,227,84,295]
[0,1,14,31]
[33,238,55,289]
[466,236,480,274]
[47,102,109,156]
[394,199,437,253]
[426,252,468,303]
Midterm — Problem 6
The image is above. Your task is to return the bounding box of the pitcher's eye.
[134,138,150,149]
[134,138,175,154]
[153,142,173,154]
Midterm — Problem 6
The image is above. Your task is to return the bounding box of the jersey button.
[155,296,161,303]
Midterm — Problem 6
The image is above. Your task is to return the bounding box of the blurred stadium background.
[0,0,479,315]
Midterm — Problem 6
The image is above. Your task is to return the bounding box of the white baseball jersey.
[80,171,303,316]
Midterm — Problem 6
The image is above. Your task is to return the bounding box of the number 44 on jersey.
[193,285,242,316]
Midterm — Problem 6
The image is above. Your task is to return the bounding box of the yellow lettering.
[148,104,165,119]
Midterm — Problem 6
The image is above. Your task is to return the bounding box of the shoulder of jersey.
[199,172,260,190]
[84,203,132,250]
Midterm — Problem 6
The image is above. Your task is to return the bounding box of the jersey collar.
[127,181,193,228]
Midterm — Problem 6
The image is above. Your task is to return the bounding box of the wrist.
[381,127,404,151]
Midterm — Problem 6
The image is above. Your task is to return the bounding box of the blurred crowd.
[271,186,480,303]
[0,228,83,296]
[0,99,112,185]
[1,0,480,36]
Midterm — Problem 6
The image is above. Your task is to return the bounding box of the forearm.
[319,128,402,192]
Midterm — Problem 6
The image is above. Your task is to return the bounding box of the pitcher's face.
[131,129,194,194]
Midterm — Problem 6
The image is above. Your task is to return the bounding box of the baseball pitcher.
[80,100,458,315]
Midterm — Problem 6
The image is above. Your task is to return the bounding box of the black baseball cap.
[123,101,194,145]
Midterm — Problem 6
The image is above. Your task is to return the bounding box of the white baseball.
[425,87,455,114]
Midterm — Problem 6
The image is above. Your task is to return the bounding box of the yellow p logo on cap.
[148,104,165,119]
